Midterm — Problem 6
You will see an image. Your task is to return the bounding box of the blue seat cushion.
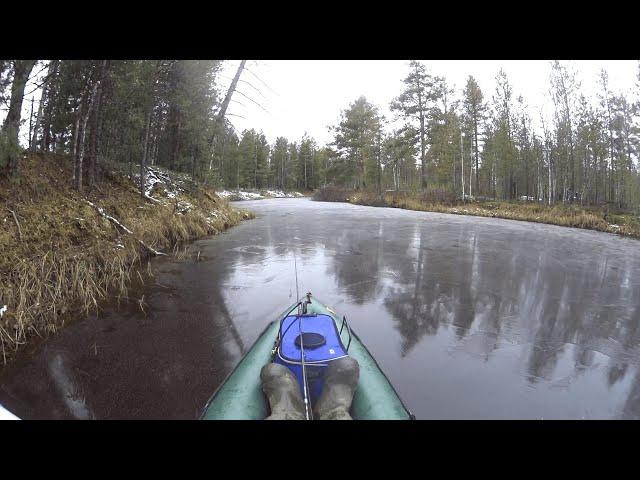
[277,314,347,364]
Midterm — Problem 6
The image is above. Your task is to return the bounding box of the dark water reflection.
[2,198,640,419]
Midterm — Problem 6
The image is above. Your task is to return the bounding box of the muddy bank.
[0,250,243,419]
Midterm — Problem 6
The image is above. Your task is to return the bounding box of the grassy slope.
[314,187,640,239]
[0,153,254,364]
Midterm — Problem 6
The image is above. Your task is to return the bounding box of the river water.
[2,198,640,419]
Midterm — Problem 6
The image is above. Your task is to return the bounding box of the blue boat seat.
[275,314,348,405]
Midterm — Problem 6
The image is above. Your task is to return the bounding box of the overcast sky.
[4,60,639,148]
[219,60,639,146]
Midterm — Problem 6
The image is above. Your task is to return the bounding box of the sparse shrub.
[313,186,352,202]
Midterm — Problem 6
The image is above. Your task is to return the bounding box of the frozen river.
[2,198,640,419]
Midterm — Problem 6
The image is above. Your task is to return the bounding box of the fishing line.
[293,248,300,306]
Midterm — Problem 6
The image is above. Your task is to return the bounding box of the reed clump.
[0,154,254,364]
[312,186,352,202]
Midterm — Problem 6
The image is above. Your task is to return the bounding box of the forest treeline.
[1,60,639,210]
[324,61,640,211]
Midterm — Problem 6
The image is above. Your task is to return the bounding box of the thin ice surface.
[2,199,640,419]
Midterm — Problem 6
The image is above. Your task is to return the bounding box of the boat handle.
[340,315,352,352]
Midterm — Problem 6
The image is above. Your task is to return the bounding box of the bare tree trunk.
[376,131,382,197]
[28,97,34,148]
[548,151,552,205]
[220,136,226,185]
[75,81,99,191]
[216,60,246,126]
[71,104,82,182]
[304,150,308,190]
[460,131,465,199]
[152,133,159,166]
[170,111,181,170]
[140,109,152,197]
[469,145,473,198]
[474,110,479,195]
[41,60,61,153]
[30,91,44,151]
[1,60,37,176]
[88,60,108,190]
[415,68,427,192]
[30,61,57,151]
[310,150,314,190]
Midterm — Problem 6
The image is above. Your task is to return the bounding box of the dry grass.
[314,188,640,240]
[0,153,254,364]
[313,186,352,203]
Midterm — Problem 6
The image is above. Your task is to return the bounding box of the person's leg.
[313,357,360,420]
[260,363,306,420]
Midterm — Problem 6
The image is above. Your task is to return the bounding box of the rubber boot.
[313,356,360,420]
[260,363,306,420]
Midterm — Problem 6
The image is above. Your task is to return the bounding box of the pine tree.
[332,96,382,190]
[462,76,486,196]
[391,61,439,191]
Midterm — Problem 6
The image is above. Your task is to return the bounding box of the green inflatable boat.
[200,294,413,420]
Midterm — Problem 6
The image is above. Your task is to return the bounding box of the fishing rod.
[294,248,300,306]
[293,249,313,420]
[298,314,313,420]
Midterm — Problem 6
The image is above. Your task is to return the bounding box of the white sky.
[219,60,640,146]
[4,60,638,148]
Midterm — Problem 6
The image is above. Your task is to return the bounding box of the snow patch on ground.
[216,189,305,201]
[175,201,193,214]
[132,166,188,201]
[0,305,6,318]
[264,190,304,198]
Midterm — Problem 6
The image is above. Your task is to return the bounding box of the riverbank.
[0,153,254,364]
[314,187,640,239]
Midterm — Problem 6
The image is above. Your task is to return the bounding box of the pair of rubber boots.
[260,357,359,420]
